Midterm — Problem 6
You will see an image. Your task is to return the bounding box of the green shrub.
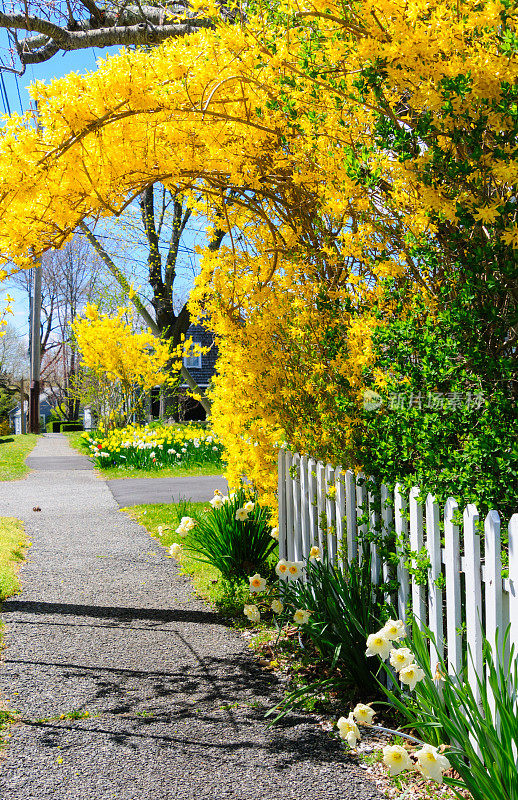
[360,286,517,523]
[279,557,386,697]
[60,422,83,432]
[183,487,277,580]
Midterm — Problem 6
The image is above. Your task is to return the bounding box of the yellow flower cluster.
[72,304,173,391]
[0,293,14,336]
[84,422,220,449]
[82,423,224,468]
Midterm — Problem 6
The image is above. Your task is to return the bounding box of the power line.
[0,71,11,115]
[14,71,23,113]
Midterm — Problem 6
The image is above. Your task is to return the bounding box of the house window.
[183,342,202,369]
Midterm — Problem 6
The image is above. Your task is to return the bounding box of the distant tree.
[11,235,102,419]
[0,322,28,385]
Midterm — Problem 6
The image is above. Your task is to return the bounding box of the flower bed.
[82,423,225,470]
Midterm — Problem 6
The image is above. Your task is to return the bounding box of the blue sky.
[1,40,121,114]
[1,38,123,336]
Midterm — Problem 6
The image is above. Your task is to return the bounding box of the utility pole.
[29,263,42,433]
[20,377,26,435]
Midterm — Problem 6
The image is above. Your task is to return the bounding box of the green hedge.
[46,421,64,432]
[46,420,83,432]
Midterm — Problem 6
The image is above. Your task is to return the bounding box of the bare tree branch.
[0,3,219,69]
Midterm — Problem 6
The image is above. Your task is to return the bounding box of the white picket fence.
[278,449,518,694]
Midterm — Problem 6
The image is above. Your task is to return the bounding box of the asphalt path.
[106,476,228,507]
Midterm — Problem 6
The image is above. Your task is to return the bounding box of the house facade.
[150,322,218,421]
[9,395,53,434]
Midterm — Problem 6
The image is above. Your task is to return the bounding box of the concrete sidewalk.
[0,434,382,800]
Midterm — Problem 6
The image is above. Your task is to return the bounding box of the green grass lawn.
[123,502,249,615]
[99,464,225,479]
[0,517,28,602]
[65,432,224,479]
[0,435,39,481]
[0,517,29,744]
[65,431,85,453]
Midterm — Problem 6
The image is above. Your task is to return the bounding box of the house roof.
[9,395,53,417]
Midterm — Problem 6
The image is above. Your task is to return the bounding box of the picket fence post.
[335,467,346,570]
[345,470,357,563]
[426,494,444,668]
[277,449,287,562]
[444,497,462,676]
[509,515,518,652]
[464,504,483,708]
[394,483,409,620]
[300,455,311,563]
[307,457,318,549]
[409,487,426,629]
[325,463,337,565]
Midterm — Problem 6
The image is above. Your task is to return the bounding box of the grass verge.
[0,435,39,481]
[0,517,28,601]
[123,502,249,616]
[99,464,225,480]
[0,517,29,746]
[65,433,224,479]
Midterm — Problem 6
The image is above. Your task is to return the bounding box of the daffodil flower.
[415,744,451,783]
[382,744,412,776]
[365,631,392,661]
[399,663,426,691]
[337,713,360,748]
[293,609,311,625]
[249,573,267,593]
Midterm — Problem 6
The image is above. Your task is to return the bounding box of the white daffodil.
[293,609,311,625]
[382,744,413,776]
[235,507,249,521]
[365,631,392,661]
[270,527,279,540]
[180,517,196,531]
[249,573,267,593]
[157,525,163,536]
[415,744,451,784]
[287,561,304,580]
[271,599,283,614]
[244,500,255,513]
[383,619,406,641]
[275,559,289,579]
[169,543,182,560]
[309,546,321,561]
[210,496,224,509]
[389,647,415,672]
[337,714,360,748]
[399,663,426,691]
[243,604,260,624]
[352,703,375,725]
